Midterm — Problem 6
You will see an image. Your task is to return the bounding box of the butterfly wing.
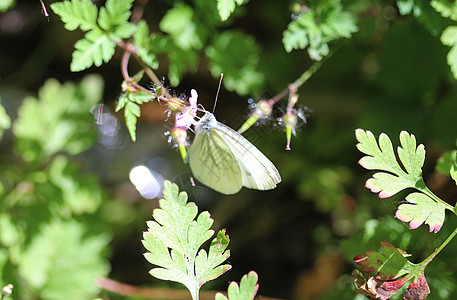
[213,122,281,191]
[188,127,243,195]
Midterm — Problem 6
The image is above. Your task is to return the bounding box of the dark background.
[2,1,457,299]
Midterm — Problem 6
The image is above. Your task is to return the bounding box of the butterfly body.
[188,112,281,194]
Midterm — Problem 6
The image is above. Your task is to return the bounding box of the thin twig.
[97,277,285,300]
[131,0,149,24]
[268,59,323,105]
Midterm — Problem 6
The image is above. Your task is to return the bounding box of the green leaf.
[195,230,231,285]
[98,0,133,29]
[51,0,98,31]
[216,0,248,21]
[282,0,357,60]
[115,90,154,142]
[396,193,446,233]
[441,26,457,79]
[436,150,457,184]
[283,18,309,53]
[354,241,412,280]
[133,21,159,69]
[98,0,136,39]
[397,0,444,35]
[0,0,14,13]
[13,76,102,162]
[71,29,116,72]
[431,0,457,21]
[215,271,259,300]
[159,3,204,50]
[0,100,11,140]
[356,129,452,232]
[143,181,231,298]
[168,46,198,86]
[146,33,198,86]
[356,129,424,198]
[206,30,263,95]
[17,220,109,299]
[48,155,103,214]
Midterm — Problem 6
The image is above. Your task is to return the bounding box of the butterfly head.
[195,112,218,135]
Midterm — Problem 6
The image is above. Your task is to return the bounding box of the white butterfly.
[187,111,281,195]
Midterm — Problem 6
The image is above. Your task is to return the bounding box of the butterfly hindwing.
[188,125,243,194]
[213,122,281,190]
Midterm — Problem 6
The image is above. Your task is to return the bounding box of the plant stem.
[420,185,455,212]
[186,256,199,300]
[268,60,323,105]
[422,225,457,268]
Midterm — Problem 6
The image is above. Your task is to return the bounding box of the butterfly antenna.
[212,73,223,113]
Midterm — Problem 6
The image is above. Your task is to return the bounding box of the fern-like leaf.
[71,30,116,72]
[356,129,451,232]
[143,181,231,299]
[51,0,98,31]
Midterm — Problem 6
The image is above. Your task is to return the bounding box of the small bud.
[168,97,186,112]
[121,81,138,93]
[254,100,273,118]
[172,127,188,160]
[238,99,273,134]
[2,284,13,297]
[155,86,164,97]
[284,112,297,150]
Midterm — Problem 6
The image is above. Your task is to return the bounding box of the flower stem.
[422,225,457,269]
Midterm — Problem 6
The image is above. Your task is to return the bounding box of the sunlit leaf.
[51,0,98,31]
[71,29,116,72]
[143,181,231,298]
[0,100,11,140]
[17,220,109,299]
[396,193,446,233]
[206,30,263,95]
[216,0,248,21]
[215,271,259,300]
[13,76,101,161]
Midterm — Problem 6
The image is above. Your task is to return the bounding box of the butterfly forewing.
[188,122,243,194]
[213,122,281,190]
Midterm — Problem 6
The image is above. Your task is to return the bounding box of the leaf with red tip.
[354,241,412,280]
[396,193,446,233]
[353,270,410,300]
[404,273,430,300]
[355,129,424,198]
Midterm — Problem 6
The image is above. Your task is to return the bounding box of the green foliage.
[71,29,116,72]
[142,181,231,299]
[206,31,263,95]
[436,149,457,185]
[282,0,358,60]
[51,0,98,31]
[429,0,457,79]
[133,21,159,69]
[441,26,457,79]
[0,75,110,299]
[215,271,259,300]
[0,100,11,140]
[160,3,204,51]
[51,0,136,71]
[354,241,412,280]
[431,0,457,20]
[397,0,444,35]
[356,129,452,232]
[13,75,101,162]
[0,0,14,12]
[356,130,425,197]
[115,89,154,142]
[98,0,136,38]
[17,220,109,300]
[216,0,248,21]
